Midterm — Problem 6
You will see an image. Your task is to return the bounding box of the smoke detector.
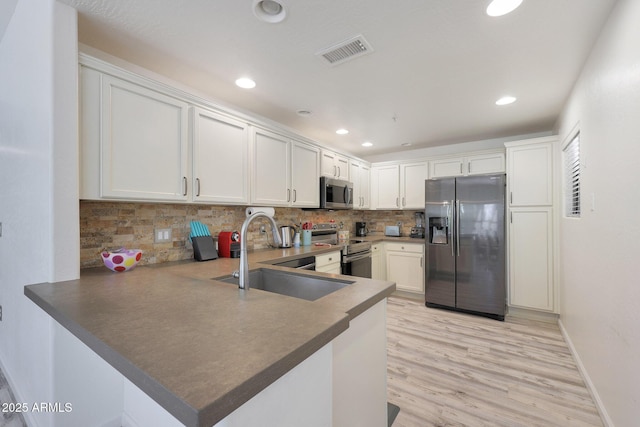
[316,35,373,66]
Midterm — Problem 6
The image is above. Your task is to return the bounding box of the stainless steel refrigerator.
[425,174,506,320]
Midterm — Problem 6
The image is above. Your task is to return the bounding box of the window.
[563,132,581,217]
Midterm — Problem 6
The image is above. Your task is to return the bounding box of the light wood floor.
[387,296,603,427]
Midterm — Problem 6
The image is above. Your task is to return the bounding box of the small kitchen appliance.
[218,231,241,258]
[279,226,294,248]
[356,222,367,237]
[319,176,353,209]
[410,212,426,238]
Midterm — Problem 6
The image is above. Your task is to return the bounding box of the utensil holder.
[192,236,218,261]
[302,230,312,246]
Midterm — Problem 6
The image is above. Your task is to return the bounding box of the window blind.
[564,133,580,217]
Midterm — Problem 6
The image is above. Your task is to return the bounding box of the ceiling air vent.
[316,35,373,66]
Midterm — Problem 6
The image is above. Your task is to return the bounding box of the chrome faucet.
[233,212,282,290]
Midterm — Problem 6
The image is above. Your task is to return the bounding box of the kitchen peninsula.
[25,246,395,427]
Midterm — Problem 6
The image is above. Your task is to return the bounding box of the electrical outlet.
[154,228,172,243]
[260,225,266,234]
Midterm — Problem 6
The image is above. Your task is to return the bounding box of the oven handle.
[342,251,372,263]
[296,262,316,270]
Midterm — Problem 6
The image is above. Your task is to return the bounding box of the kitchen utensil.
[302,229,312,246]
[101,248,142,272]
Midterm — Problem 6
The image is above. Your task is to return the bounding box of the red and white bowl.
[101,248,143,272]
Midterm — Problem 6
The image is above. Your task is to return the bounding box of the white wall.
[555,0,640,425]
[0,0,79,426]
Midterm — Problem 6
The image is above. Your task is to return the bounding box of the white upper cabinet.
[192,107,249,204]
[429,151,505,179]
[506,142,553,206]
[349,160,371,209]
[430,158,464,178]
[371,164,400,209]
[371,162,426,210]
[99,74,189,201]
[252,128,291,206]
[251,128,319,207]
[400,162,429,209]
[321,150,349,180]
[291,140,320,207]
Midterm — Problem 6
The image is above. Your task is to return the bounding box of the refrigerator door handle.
[449,200,455,257]
[456,199,461,257]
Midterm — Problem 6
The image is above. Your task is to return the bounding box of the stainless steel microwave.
[320,176,353,209]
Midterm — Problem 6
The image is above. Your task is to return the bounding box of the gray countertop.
[24,245,395,427]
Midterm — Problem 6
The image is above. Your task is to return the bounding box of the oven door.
[341,251,372,278]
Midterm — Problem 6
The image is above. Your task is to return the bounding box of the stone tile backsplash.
[80,200,420,269]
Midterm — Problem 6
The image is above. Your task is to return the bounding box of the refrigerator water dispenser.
[429,217,448,244]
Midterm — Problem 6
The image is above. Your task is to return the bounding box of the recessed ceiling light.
[253,0,287,23]
[486,0,523,17]
[296,110,312,117]
[362,141,373,147]
[496,96,517,106]
[336,129,349,135]
[235,77,256,89]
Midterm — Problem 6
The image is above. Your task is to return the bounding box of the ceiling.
[59,0,617,157]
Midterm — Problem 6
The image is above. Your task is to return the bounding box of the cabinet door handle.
[460,164,463,174]
[182,177,187,196]
[337,166,341,177]
[333,165,337,176]
[420,257,423,268]
[293,189,297,202]
[510,211,513,223]
[196,178,201,197]
[396,197,399,207]
[402,197,406,207]
[287,189,291,202]
[468,163,471,174]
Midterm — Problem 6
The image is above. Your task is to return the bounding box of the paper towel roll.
[245,207,275,217]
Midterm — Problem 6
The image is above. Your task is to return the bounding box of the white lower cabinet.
[371,243,385,280]
[315,251,341,274]
[508,207,554,311]
[385,242,424,294]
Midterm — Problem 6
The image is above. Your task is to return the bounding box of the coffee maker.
[410,212,425,238]
[356,222,367,237]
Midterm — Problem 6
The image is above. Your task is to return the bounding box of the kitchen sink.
[214,268,354,301]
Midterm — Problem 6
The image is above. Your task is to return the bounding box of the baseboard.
[558,319,614,427]
[506,305,559,323]
[391,290,423,301]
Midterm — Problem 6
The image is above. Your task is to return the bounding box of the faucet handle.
[232,270,240,279]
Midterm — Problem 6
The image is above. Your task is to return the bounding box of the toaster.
[218,231,241,258]
[384,225,401,237]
